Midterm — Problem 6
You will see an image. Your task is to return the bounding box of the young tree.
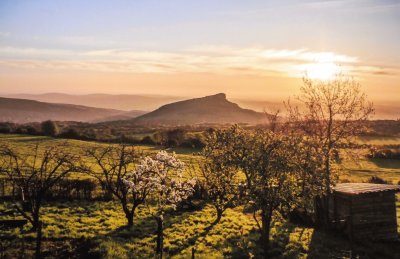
[198,162,241,224]
[286,74,374,223]
[205,126,308,258]
[243,130,303,257]
[85,145,145,227]
[124,151,195,258]
[201,130,243,224]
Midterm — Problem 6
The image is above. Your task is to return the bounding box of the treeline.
[0,121,207,148]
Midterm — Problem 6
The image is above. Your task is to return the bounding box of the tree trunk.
[127,214,134,227]
[32,208,40,231]
[324,151,331,227]
[122,203,135,227]
[156,216,164,258]
[35,221,42,259]
[214,208,223,225]
[260,209,272,259]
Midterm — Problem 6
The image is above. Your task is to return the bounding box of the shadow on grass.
[368,158,400,170]
[168,215,221,257]
[308,227,400,259]
[76,204,206,258]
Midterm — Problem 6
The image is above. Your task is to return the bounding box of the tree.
[0,143,78,229]
[0,123,13,133]
[241,130,303,258]
[41,120,59,136]
[59,128,80,139]
[166,128,186,147]
[286,74,374,223]
[124,151,195,258]
[199,163,241,224]
[205,126,308,258]
[0,143,78,258]
[201,130,242,224]
[85,145,145,227]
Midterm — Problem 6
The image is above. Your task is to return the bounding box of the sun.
[304,62,340,80]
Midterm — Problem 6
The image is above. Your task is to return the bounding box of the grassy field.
[0,134,399,258]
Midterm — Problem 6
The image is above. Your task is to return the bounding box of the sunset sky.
[0,0,399,102]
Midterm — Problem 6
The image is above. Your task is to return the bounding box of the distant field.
[0,134,399,258]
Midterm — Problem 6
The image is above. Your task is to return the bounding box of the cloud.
[0,45,396,78]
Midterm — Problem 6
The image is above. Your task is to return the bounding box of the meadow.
[0,134,399,258]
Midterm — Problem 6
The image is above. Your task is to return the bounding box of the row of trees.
[0,121,207,149]
[0,120,60,136]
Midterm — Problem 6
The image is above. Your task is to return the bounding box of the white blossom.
[123,150,196,215]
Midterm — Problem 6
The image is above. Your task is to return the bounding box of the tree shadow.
[368,158,400,170]
[75,204,205,258]
[308,227,400,259]
[168,215,220,257]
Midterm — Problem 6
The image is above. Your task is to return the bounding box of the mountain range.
[0,97,145,123]
[3,93,183,111]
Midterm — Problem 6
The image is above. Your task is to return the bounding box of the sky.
[0,0,399,102]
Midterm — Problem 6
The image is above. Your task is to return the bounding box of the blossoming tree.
[123,150,196,258]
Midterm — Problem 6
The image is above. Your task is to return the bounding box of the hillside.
[132,93,268,125]
[3,93,183,111]
[0,97,145,123]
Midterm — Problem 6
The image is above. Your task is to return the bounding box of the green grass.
[1,134,400,258]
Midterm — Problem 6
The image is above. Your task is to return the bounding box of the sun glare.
[304,62,340,80]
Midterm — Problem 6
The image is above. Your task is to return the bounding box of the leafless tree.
[0,143,78,230]
[286,74,374,192]
[85,145,146,227]
[286,74,374,223]
[0,143,78,259]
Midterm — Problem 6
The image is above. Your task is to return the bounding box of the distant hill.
[92,110,147,123]
[0,97,146,123]
[132,93,269,125]
[3,93,183,111]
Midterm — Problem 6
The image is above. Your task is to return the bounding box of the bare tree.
[287,75,374,191]
[85,145,145,227]
[0,143,78,230]
[286,74,374,224]
[0,143,78,259]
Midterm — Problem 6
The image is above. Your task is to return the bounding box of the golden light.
[303,62,340,80]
